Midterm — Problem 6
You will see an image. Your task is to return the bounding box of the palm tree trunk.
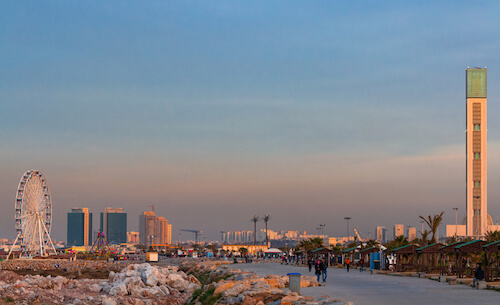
[265,221,268,247]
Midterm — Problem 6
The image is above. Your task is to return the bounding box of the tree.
[262,214,271,247]
[485,230,500,243]
[310,237,324,249]
[419,211,445,244]
[251,215,259,245]
[384,235,409,252]
[298,239,315,263]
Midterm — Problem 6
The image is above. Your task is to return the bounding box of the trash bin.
[287,273,301,294]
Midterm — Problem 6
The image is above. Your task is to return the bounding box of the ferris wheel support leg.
[38,216,45,256]
[6,233,20,261]
[40,216,57,255]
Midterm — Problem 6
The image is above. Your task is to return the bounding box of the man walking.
[321,258,328,283]
[345,257,351,272]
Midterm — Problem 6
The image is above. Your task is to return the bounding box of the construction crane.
[353,228,366,245]
[180,229,203,244]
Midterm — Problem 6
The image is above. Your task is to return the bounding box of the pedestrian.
[472,264,485,288]
[345,257,351,272]
[359,257,365,272]
[321,258,328,283]
[315,259,322,282]
[308,258,313,272]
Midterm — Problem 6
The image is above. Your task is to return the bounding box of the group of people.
[308,258,328,283]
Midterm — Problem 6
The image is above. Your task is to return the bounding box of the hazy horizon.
[2,1,500,242]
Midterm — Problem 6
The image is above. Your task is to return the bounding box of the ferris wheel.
[11,170,56,257]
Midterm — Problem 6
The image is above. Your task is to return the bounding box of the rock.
[223,283,251,298]
[133,299,145,305]
[159,284,170,295]
[89,284,102,293]
[266,278,279,288]
[141,267,159,287]
[214,282,235,295]
[108,271,116,282]
[188,274,202,285]
[109,280,128,296]
[102,297,118,305]
[281,295,301,304]
[171,278,189,291]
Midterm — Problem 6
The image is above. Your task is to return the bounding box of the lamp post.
[420,220,424,237]
[453,208,458,236]
[320,224,326,236]
[344,217,351,242]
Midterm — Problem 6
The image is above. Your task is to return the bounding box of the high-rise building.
[375,226,386,243]
[407,227,416,241]
[100,207,127,244]
[466,68,489,238]
[139,209,172,246]
[139,210,156,246]
[394,224,404,239]
[127,231,140,243]
[67,208,92,246]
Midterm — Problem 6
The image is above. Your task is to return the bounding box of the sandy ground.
[231,263,500,305]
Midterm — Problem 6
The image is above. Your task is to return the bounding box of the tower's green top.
[467,68,487,98]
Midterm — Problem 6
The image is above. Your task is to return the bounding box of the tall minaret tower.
[466,67,487,238]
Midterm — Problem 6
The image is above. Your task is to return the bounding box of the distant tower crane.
[180,229,203,244]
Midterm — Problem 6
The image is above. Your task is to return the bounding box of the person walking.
[472,264,485,288]
[308,257,313,272]
[321,258,328,283]
[345,257,351,272]
[359,257,365,272]
[315,259,322,282]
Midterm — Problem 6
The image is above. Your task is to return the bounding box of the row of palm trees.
[251,214,271,245]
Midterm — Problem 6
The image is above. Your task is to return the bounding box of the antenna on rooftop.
[149,205,155,212]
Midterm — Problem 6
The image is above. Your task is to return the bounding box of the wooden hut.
[454,240,487,278]
[392,244,418,272]
[439,241,464,275]
[416,243,442,273]
[483,240,500,281]
[360,246,380,269]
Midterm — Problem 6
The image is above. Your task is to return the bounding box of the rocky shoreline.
[0,259,351,305]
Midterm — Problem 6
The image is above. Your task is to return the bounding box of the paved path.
[231,263,500,305]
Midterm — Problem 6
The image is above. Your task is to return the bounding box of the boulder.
[266,278,279,288]
[109,280,128,296]
[141,267,159,287]
[102,297,118,305]
[223,283,251,298]
[89,284,102,293]
[214,282,235,295]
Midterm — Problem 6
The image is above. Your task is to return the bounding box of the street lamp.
[419,220,424,237]
[344,217,351,242]
[453,208,458,237]
[319,224,326,235]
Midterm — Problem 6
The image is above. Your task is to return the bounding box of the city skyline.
[2,2,500,241]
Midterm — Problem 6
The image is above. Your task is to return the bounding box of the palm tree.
[251,215,259,245]
[419,211,445,244]
[310,237,324,249]
[485,230,500,243]
[298,239,314,263]
[262,214,271,247]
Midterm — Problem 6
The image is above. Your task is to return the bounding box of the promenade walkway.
[232,263,500,305]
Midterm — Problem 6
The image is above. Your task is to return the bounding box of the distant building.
[127,231,140,244]
[407,227,416,241]
[375,226,386,243]
[139,210,156,246]
[139,209,172,247]
[100,207,127,244]
[394,224,404,239]
[67,208,92,246]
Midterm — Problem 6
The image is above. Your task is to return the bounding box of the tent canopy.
[265,248,283,253]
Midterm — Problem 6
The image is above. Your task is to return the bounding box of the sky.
[1,1,500,242]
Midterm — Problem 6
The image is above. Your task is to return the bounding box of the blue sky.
[1,1,500,242]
